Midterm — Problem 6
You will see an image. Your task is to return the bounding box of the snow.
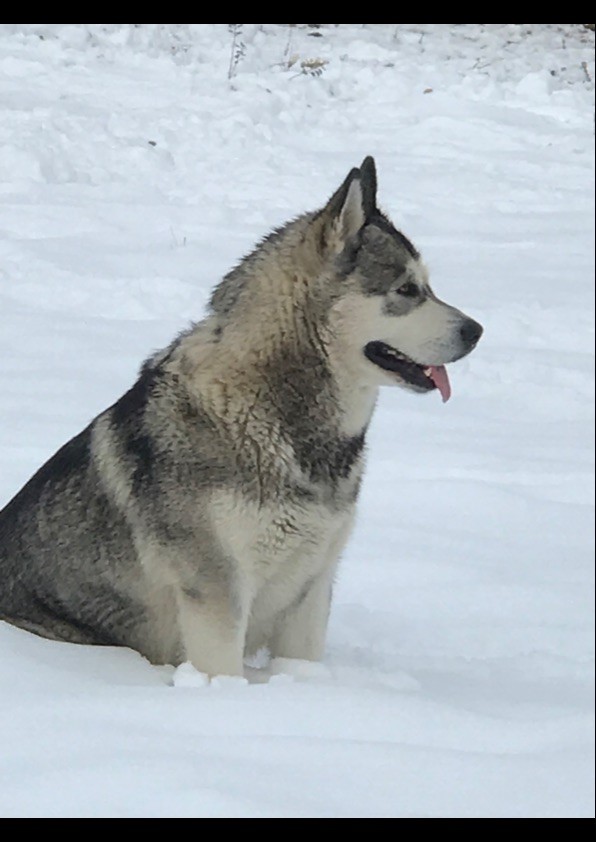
[0,24,594,818]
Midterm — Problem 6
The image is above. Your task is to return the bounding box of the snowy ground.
[0,24,593,818]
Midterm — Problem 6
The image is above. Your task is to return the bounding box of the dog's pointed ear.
[322,158,378,253]
[359,156,378,217]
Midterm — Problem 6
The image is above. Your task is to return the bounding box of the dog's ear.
[359,156,378,218]
[323,157,378,253]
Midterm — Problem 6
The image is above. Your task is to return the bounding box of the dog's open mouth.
[364,341,452,403]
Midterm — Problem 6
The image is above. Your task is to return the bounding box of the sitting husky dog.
[0,158,482,676]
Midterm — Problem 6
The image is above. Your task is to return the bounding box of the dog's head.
[319,157,483,402]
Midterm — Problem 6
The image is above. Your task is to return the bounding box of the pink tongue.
[428,365,451,403]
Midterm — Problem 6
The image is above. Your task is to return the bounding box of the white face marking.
[385,295,467,365]
[328,278,471,389]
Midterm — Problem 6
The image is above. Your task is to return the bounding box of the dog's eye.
[396,281,418,297]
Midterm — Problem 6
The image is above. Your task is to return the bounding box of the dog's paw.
[210,674,249,690]
[172,662,210,688]
[269,657,331,681]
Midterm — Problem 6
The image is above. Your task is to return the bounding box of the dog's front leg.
[175,578,249,678]
[269,515,353,663]
[269,565,336,663]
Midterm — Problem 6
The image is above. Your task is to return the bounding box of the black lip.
[364,341,435,391]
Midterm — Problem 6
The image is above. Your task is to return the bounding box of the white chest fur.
[210,490,354,584]
[209,489,355,649]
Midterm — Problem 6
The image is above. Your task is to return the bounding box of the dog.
[0,157,482,676]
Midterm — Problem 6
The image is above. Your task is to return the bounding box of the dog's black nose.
[460,318,483,347]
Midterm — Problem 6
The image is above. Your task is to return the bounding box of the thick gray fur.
[0,157,482,675]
